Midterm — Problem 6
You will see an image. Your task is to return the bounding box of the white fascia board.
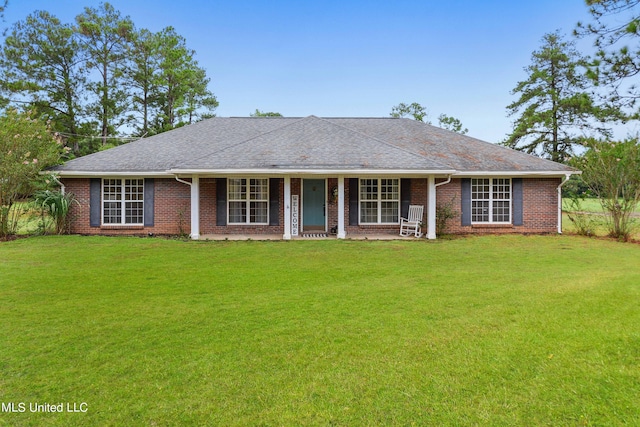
[169,168,457,176]
[54,171,172,178]
[454,170,580,177]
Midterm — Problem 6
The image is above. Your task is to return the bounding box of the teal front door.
[303,179,326,231]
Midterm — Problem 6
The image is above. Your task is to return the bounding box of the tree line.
[0,2,217,156]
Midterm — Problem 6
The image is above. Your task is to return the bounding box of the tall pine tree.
[504,32,611,163]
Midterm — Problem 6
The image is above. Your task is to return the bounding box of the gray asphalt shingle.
[53,116,575,174]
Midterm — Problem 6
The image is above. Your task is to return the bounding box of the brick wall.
[436,178,560,234]
[63,176,560,237]
[63,178,190,236]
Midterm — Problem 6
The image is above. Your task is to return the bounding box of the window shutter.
[400,178,411,218]
[461,178,471,226]
[349,178,359,226]
[269,178,280,226]
[143,179,154,227]
[216,178,227,226]
[512,178,523,226]
[90,178,101,227]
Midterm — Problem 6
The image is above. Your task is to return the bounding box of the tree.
[576,138,640,240]
[576,0,640,113]
[390,102,468,133]
[127,28,160,136]
[181,66,218,124]
[390,102,430,123]
[0,110,62,237]
[504,32,611,163]
[250,109,282,117]
[152,26,217,132]
[1,0,8,35]
[76,2,134,146]
[0,10,87,153]
[437,114,468,134]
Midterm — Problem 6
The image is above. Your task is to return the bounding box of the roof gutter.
[169,168,457,176]
[434,175,452,188]
[557,173,572,234]
[454,170,580,177]
[53,171,172,177]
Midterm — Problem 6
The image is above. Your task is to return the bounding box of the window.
[471,178,511,223]
[102,178,144,225]
[359,178,400,224]
[228,178,269,224]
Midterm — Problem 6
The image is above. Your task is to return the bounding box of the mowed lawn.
[1,236,639,426]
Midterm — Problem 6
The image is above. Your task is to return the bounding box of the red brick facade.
[436,178,560,234]
[62,176,560,237]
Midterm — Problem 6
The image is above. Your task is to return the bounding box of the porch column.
[191,175,200,240]
[427,175,436,240]
[337,176,346,238]
[283,176,292,240]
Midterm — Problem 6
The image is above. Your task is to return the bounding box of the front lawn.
[1,236,639,426]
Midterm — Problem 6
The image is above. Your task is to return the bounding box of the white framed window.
[228,178,269,224]
[102,178,144,225]
[471,178,511,223]
[359,178,400,224]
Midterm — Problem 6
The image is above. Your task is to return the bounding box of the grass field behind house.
[562,197,640,239]
[1,235,639,426]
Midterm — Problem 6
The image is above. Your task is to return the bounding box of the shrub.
[436,196,457,235]
[565,197,597,236]
[33,190,76,235]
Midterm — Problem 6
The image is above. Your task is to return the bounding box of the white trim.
[358,178,401,225]
[101,178,145,226]
[227,177,270,225]
[470,178,512,224]
[284,177,292,240]
[169,168,457,176]
[557,173,571,234]
[191,176,200,240]
[57,171,171,177]
[56,169,579,178]
[427,175,436,240]
[454,171,579,177]
[337,176,346,238]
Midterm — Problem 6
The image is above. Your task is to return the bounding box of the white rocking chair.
[399,205,424,238]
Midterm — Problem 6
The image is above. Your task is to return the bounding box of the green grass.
[1,236,639,426]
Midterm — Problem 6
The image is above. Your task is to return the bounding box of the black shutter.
[512,178,523,226]
[349,178,359,226]
[400,178,411,218]
[461,178,471,226]
[269,178,280,226]
[90,178,101,227]
[143,178,154,227]
[216,178,227,226]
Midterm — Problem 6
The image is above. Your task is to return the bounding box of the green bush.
[33,190,76,234]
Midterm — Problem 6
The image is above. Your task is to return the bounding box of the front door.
[302,179,326,231]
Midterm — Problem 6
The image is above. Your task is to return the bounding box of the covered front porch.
[175,173,449,241]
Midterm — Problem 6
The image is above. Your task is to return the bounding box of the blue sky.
[4,0,598,143]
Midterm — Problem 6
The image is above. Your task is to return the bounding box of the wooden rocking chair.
[399,205,424,238]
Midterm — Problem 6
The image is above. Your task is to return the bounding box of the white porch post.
[337,176,346,239]
[283,176,292,240]
[190,176,200,240]
[427,175,436,240]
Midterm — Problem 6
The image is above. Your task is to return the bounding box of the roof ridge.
[184,116,313,165]
[320,117,453,170]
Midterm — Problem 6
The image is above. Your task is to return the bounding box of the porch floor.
[198,234,424,241]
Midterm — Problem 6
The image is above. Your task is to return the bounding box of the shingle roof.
[54,115,575,175]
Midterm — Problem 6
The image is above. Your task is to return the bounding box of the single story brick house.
[52,115,577,239]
